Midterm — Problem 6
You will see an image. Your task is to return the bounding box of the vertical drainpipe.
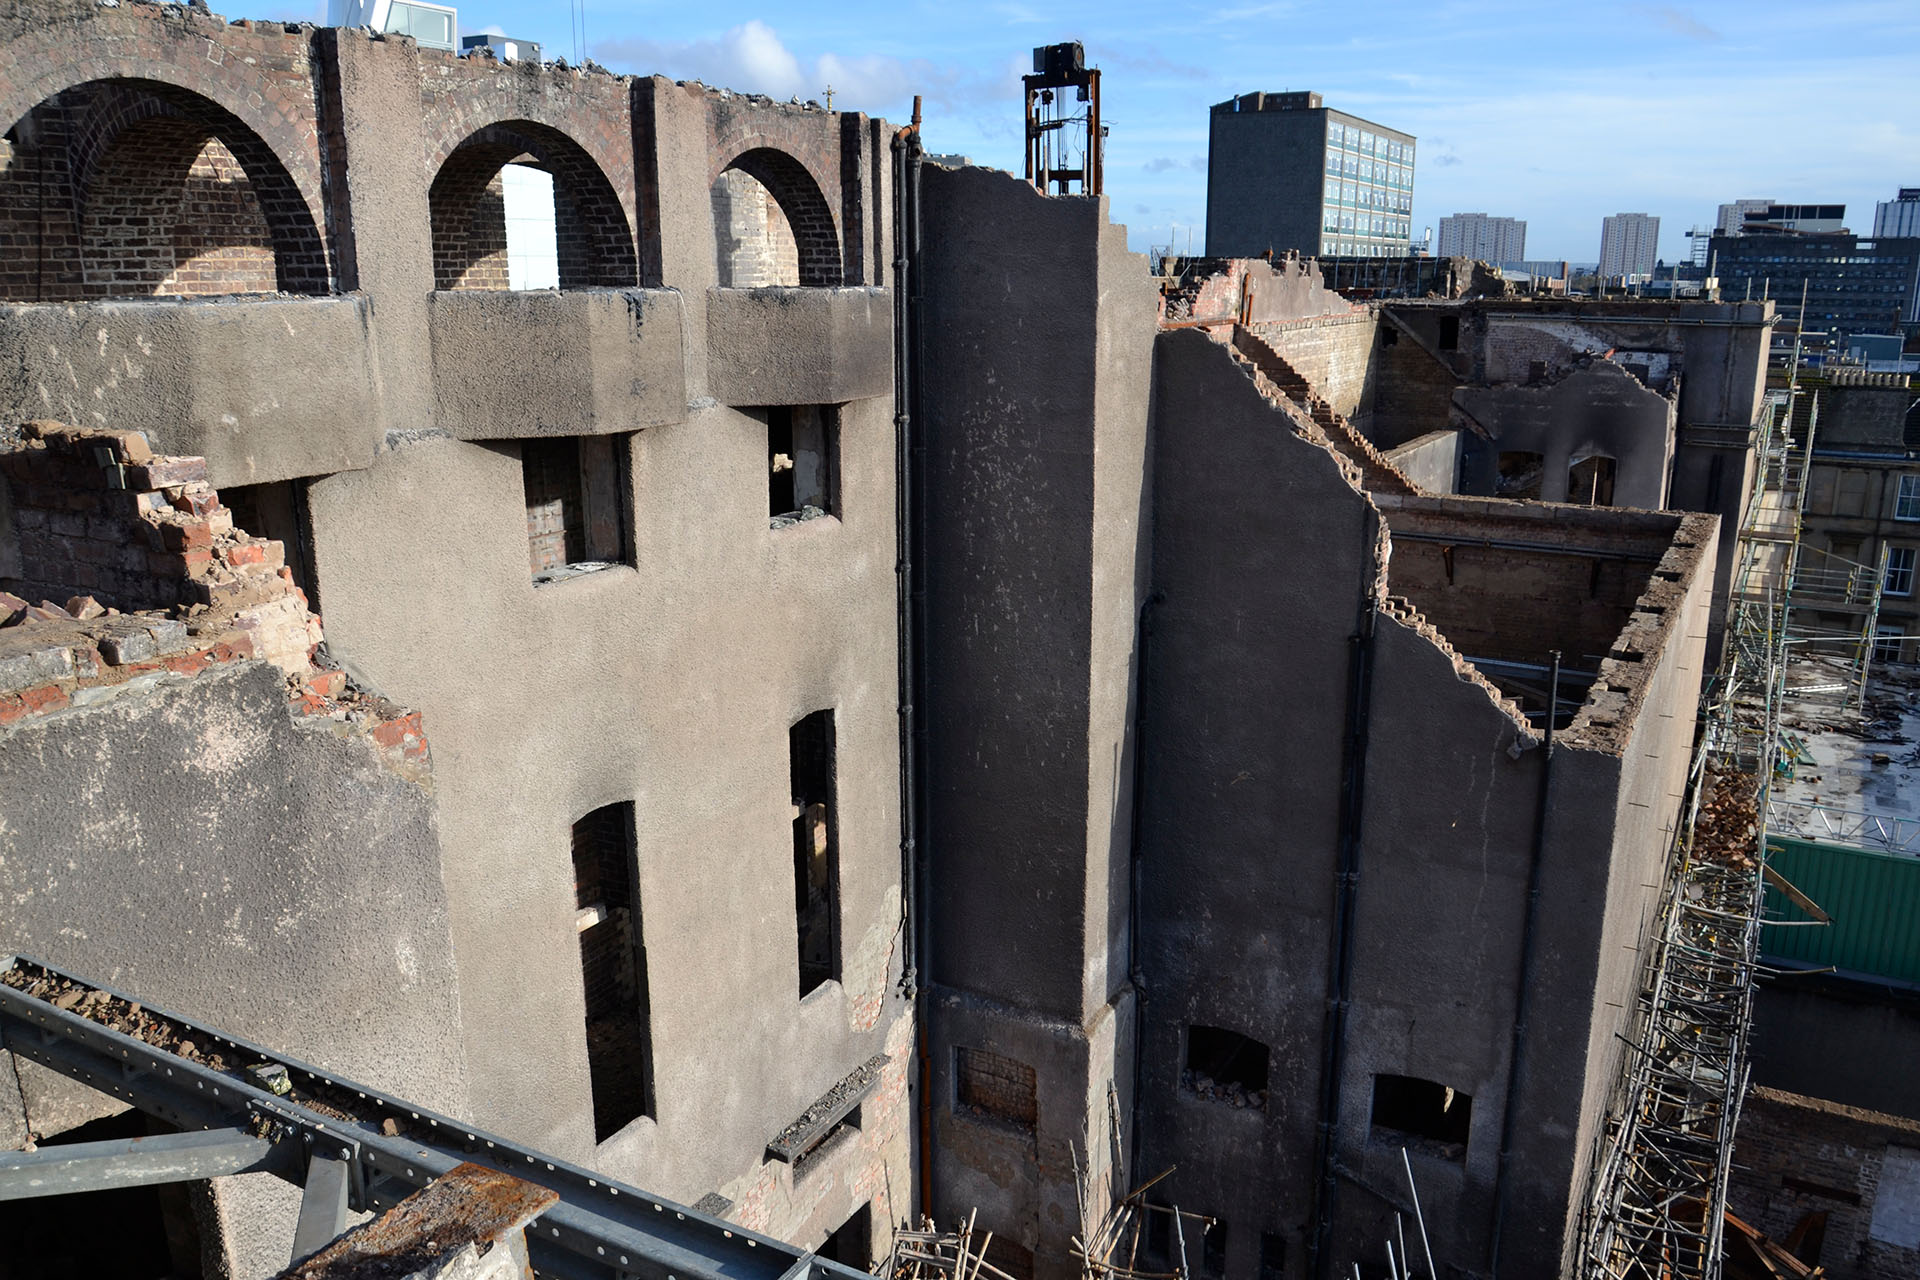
[1488,650,1560,1278]
[891,100,933,1223]
[1126,590,1165,1189]
[1309,510,1383,1280]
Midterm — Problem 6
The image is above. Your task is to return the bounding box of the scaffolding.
[1578,377,1814,1280]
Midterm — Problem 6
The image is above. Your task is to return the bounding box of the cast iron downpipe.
[1487,650,1561,1278]
[1125,590,1165,1188]
[1309,512,1384,1280]
[891,99,933,1221]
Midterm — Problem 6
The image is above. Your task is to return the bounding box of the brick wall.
[432,162,512,291]
[0,6,885,301]
[1729,1087,1920,1280]
[712,168,801,287]
[1248,311,1380,422]
[0,421,424,774]
[1385,539,1657,670]
[954,1046,1037,1131]
[0,77,320,301]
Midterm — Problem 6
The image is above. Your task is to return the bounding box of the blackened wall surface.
[917,162,1153,1277]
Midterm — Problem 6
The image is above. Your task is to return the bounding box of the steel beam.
[0,1127,274,1199]
[291,1149,353,1263]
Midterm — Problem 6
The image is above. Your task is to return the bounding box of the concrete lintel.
[765,1053,889,1163]
[705,287,892,406]
[0,295,384,488]
[429,288,690,439]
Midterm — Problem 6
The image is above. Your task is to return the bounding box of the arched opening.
[0,78,327,301]
[711,147,841,288]
[428,121,636,292]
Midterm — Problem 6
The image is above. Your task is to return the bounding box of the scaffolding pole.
[1578,377,1813,1280]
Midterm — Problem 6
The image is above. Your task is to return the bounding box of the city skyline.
[274,0,1919,264]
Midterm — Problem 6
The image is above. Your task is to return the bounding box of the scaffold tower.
[1578,373,1815,1280]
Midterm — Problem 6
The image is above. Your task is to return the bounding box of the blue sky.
[296,1,1920,264]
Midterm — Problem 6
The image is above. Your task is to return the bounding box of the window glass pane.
[1898,475,1920,521]
[1887,547,1916,596]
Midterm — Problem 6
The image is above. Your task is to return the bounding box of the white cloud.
[596,21,1018,119]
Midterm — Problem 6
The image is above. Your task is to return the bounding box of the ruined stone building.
[0,5,1785,1280]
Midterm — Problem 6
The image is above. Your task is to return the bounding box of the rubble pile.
[0,421,426,773]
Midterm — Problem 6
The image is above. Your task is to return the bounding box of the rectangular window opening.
[1369,1074,1470,1160]
[955,1046,1038,1132]
[1875,624,1905,665]
[1568,454,1617,506]
[524,436,630,582]
[573,801,654,1139]
[219,479,320,612]
[1496,451,1545,501]
[791,709,840,996]
[1259,1232,1288,1280]
[1202,1221,1227,1278]
[1184,1025,1269,1109]
[818,1203,872,1270]
[1437,315,1461,350]
[769,405,839,524]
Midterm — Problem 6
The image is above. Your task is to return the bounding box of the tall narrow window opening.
[769,406,839,523]
[1202,1221,1228,1277]
[522,436,629,581]
[1437,315,1460,350]
[1886,546,1916,598]
[573,802,653,1139]
[1259,1232,1287,1280]
[791,709,840,996]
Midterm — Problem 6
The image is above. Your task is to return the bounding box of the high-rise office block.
[1876,188,1920,238]
[1437,212,1526,263]
[1717,199,1774,235]
[1599,213,1660,280]
[1204,91,1416,259]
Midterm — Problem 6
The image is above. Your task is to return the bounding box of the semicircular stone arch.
[0,77,328,300]
[428,119,638,292]
[712,146,842,288]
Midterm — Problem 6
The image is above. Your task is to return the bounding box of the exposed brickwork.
[427,120,636,290]
[1728,1087,1920,1280]
[1231,326,1417,494]
[0,421,425,775]
[725,1015,913,1252]
[431,162,512,291]
[718,147,841,287]
[0,7,332,298]
[712,167,801,287]
[1,7,885,300]
[1247,310,1380,423]
[955,1046,1037,1131]
[415,47,641,290]
[704,91,853,285]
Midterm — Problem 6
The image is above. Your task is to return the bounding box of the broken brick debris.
[0,422,427,775]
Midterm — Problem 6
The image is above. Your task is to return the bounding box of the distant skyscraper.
[1436,213,1526,263]
[1716,199,1774,235]
[1204,91,1416,259]
[1876,188,1920,238]
[1599,213,1660,280]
